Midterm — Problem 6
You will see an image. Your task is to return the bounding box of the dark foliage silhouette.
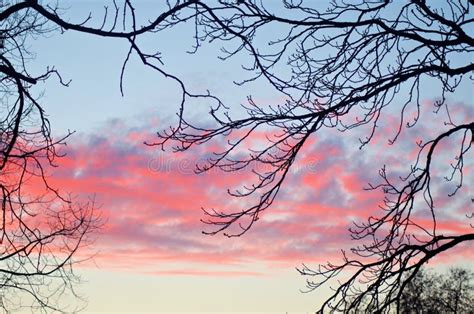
[398,267,473,313]
[1,0,472,312]
[350,266,474,313]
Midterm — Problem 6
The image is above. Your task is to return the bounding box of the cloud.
[42,100,473,275]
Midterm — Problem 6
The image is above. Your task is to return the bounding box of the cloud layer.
[44,103,473,276]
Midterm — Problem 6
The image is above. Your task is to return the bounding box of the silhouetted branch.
[1,2,101,311]
[1,0,472,311]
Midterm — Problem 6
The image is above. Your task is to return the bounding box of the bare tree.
[132,1,471,311]
[139,0,473,312]
[0,2,100,312]
[1,0,472,312]
[0,0,212,310]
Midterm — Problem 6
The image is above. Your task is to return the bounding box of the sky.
[15,1,474,313]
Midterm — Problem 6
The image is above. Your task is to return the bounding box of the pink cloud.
[34,100,472,276]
